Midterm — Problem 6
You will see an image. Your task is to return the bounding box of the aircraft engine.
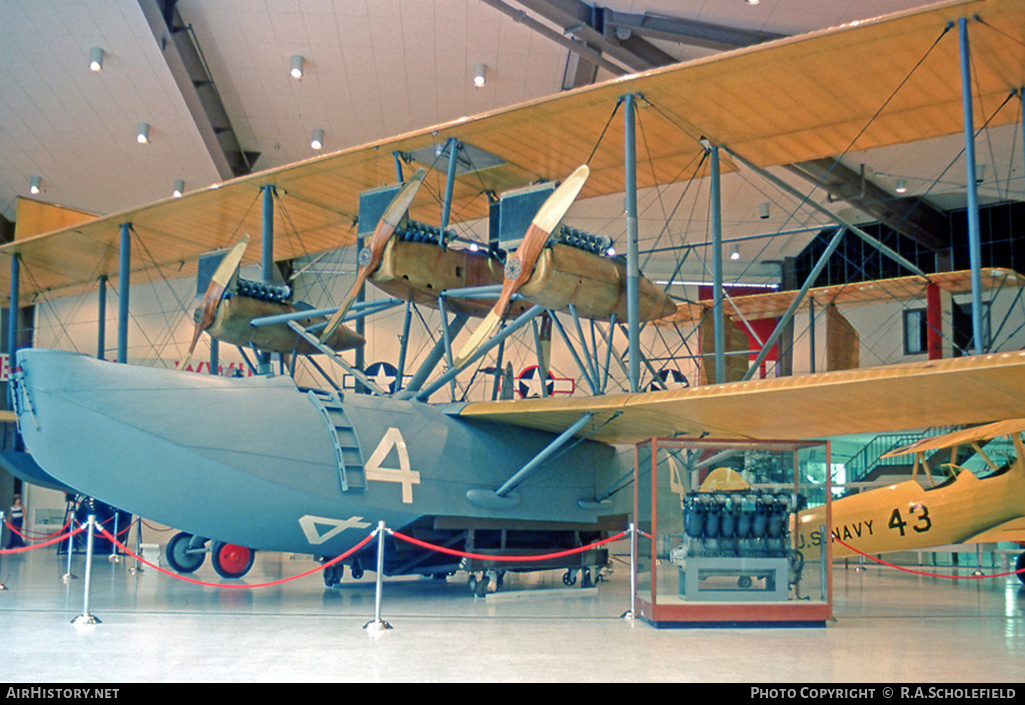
[683,488,802,559]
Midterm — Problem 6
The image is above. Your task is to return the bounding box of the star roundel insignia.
[516,365,555,398]
[504,257,521,279]
[365,361,399,394]
[358,246,373,268]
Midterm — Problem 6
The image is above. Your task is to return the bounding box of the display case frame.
[632,436,833,628]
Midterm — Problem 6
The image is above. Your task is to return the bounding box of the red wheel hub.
[217,544,252,574]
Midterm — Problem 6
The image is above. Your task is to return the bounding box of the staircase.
[841,427,958,485]
[307,390,367,493]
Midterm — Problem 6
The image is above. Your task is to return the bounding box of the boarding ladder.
[307,389,367,493]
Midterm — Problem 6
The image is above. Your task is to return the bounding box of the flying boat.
[3,0,1025,594]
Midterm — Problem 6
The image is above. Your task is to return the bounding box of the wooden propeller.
[319,168,426,343]
[454,164,589,367]
[180,234,250,371]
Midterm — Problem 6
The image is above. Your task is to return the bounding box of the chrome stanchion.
[0,511,7,591]
[108,513,120,564]
[71,515,100,626]
[621,522,636,620]
[129,518,144,575]
[62,521,77,583]
[62,500,78,583]
[364,521,392,633]
[820,525,829,601]
[972,544,986,577]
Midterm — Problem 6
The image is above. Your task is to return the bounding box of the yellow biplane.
[793,420,1025,581]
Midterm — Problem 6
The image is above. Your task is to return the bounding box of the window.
[952,300,990,356]
[903,308,928,355]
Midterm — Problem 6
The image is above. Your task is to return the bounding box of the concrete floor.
[0,543,1022,683]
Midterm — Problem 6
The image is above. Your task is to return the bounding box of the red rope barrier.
[96,525,376,589]
[0,524,87,554]
[833,536,1025,580]
[390,529,627,563]
[3,517,71,541]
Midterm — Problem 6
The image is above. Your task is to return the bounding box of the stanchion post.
[820,524,829,601]
[108,513,120,564]
[972,544,985,577]
[364,521,392,633]
[62,520,77,583]
[71,515,101,626]
[621,522,636,620]
[0,510,7,591]
[130,518,144,575]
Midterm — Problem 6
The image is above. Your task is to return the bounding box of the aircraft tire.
[166,531,205,574]
[211,541,255,579]
[1016,552,1025,585]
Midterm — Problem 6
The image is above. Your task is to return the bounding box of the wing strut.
[466,412,596,510]
[286,321,389,396]
[414,305,546,402]
[741,226,845,381]
[722,146,930,281]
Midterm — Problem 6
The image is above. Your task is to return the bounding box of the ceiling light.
[173,179,185,198]
[758,202,770,219]
[89,47,104,72]
[137,122,149,144]
[290,55,304,79]
[730,245,741,261]
[746,0,761,4]
[310,128,324,150]
[29,176,41,195]
[895,179,907,194]
[472,62,487,88]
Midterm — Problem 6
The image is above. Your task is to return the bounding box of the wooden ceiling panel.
[2,0,1023,306]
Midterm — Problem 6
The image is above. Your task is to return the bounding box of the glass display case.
[632,437,833,627]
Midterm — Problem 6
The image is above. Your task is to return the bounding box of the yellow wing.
[458,352,1025,444]
[1,0,1023,305]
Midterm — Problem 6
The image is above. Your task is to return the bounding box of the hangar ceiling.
[0,0,1019,281]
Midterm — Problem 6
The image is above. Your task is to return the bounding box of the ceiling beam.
[509,0,674,72]
[603,9,786,52]
[498,0,948,253]
[784,160,950,251]
[138,0,258,180]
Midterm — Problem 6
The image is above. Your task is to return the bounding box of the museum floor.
[0,544,1022,683]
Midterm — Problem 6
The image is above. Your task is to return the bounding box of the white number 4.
[365,427,421,503]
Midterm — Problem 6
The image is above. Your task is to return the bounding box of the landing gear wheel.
[1016,552,1025,585]
[323,563,344,588]
[738,575,753,589]
[211,541,255,579]
[166,532,205,574]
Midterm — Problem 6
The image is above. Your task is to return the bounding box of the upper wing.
[1,0,1023,303]
[881,418,1025,458]
[457,351,1025,444]
[656,269,1025,325]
